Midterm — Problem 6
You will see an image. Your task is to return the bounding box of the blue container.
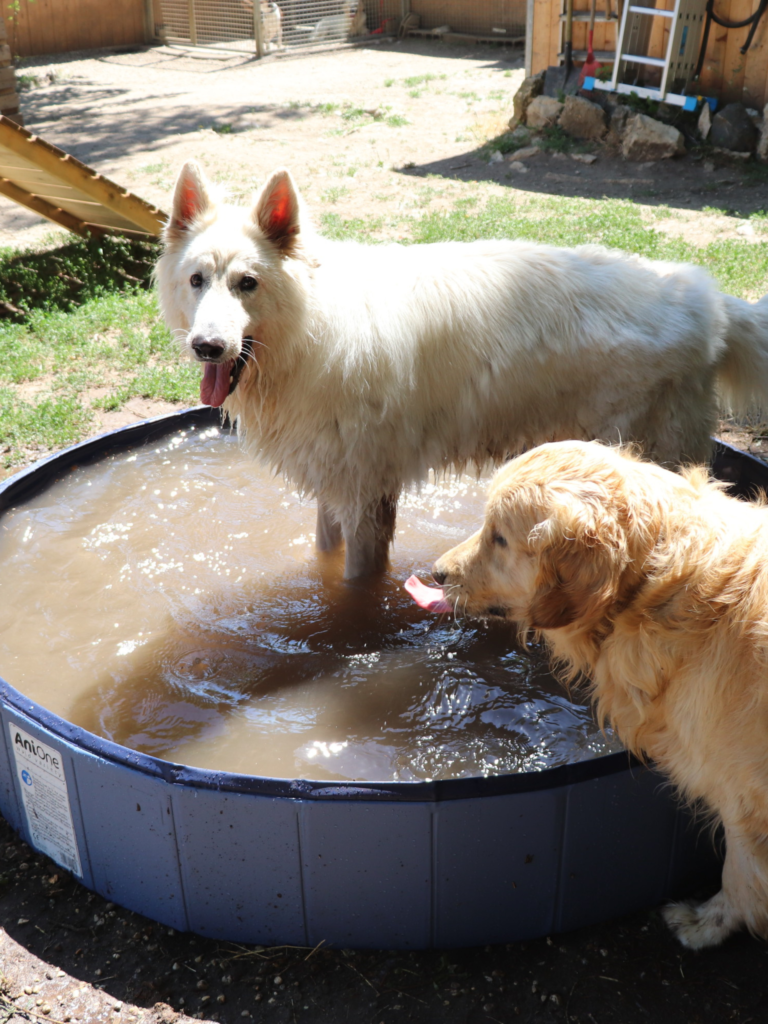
[0,408,748,949]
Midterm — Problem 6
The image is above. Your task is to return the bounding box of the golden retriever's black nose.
[191,337,226,360]
[432,567,447,585]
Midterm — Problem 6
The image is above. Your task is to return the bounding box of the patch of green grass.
[402,73,446,87]
[478,130,530,159]
[211,122,233,134]
[341,106,368,122]
[140,160,168,175]
[535,125,582,154]
[321,185,349,204]
[0,235,158,320]
[386,114,409,128]
[410,193,768,297]
[0,243,189,468]
[16,72,41,89]
[320,214,385,242]
[314,101,339,115]
[0,388,92,467]
[95,365,200,411]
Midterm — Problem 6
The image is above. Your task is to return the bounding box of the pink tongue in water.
[404,575,452,614]
[200,361,234,408]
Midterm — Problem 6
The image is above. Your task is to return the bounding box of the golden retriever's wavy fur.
[434,440,768,949]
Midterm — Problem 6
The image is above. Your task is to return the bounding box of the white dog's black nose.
[432,567,447,585]
[191,337,226,361]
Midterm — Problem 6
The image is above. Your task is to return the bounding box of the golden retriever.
[415,439,768,949]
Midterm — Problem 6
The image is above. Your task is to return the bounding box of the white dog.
[310,0,362,42]
[155,162,768,578]
[241,0,283,50]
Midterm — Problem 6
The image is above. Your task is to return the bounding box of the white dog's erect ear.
[166,161,215,239]
[253,169,301,252]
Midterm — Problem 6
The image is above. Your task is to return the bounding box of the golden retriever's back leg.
[342,496,397,579]
[316,502,342,552]
[663,824,768,948]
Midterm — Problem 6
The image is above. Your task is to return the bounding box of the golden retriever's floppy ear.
[527,481,630,631]
[165,160,216,242]
[252,169,302,254]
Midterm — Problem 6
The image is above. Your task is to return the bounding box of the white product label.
[8,723,82,877]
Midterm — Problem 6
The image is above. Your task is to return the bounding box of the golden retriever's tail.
[719,293,768,415]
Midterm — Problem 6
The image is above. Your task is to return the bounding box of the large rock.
[757,102,768,161]
[710,102,758,153]
[558,95,607,139]
[622,113,685,160]
[509,71,545,129]
[525,95,564,129]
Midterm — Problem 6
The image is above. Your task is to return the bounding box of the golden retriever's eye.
[240,275,258,293]
[492,531,508,548]
[190,273,203,288]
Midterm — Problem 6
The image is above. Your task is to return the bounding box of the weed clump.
[0,235,159,322]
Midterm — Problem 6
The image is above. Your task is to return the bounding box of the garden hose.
[695,0,768,79]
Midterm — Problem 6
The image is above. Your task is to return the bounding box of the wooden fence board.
[6,0,148,57]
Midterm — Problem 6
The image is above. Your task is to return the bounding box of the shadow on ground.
[397,145,768,217]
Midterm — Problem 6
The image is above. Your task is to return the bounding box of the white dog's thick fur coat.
[432,440,768,949]
[155,162,768,577]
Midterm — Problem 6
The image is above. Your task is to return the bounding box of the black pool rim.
[0,406,763,804]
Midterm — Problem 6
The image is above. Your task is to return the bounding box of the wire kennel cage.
[155,0,399,55]
[152,0,527,56]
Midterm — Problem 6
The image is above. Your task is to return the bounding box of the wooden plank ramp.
[0,114,166,239]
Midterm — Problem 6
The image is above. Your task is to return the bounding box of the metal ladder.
[584,0,708,109]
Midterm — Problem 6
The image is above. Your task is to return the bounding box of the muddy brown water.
[0,424,621,781]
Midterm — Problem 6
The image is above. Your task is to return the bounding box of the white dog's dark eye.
[240,275,258,292]
[190,273,203,288]
[492,531,508,548]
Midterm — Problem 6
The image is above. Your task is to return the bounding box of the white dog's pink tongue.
[200,361,234,408]
[404,575,452,614]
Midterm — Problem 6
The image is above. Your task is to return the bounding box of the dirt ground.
[2,36,768,1024]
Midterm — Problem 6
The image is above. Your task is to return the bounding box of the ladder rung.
[621,53,667,66]
[628,5,675,15]
[558,50,617,61]
[559,12,619,20]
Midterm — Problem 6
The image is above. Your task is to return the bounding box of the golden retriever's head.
[434,441,657,636]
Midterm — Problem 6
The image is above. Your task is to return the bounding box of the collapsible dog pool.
[0,407,753,949]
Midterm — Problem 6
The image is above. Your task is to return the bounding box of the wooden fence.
[530,0,768,110]
[5,0,151,57]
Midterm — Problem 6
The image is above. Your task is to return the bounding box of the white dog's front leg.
[342,496,397,579]
[316,502,342,552]
[663,824,768,948]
